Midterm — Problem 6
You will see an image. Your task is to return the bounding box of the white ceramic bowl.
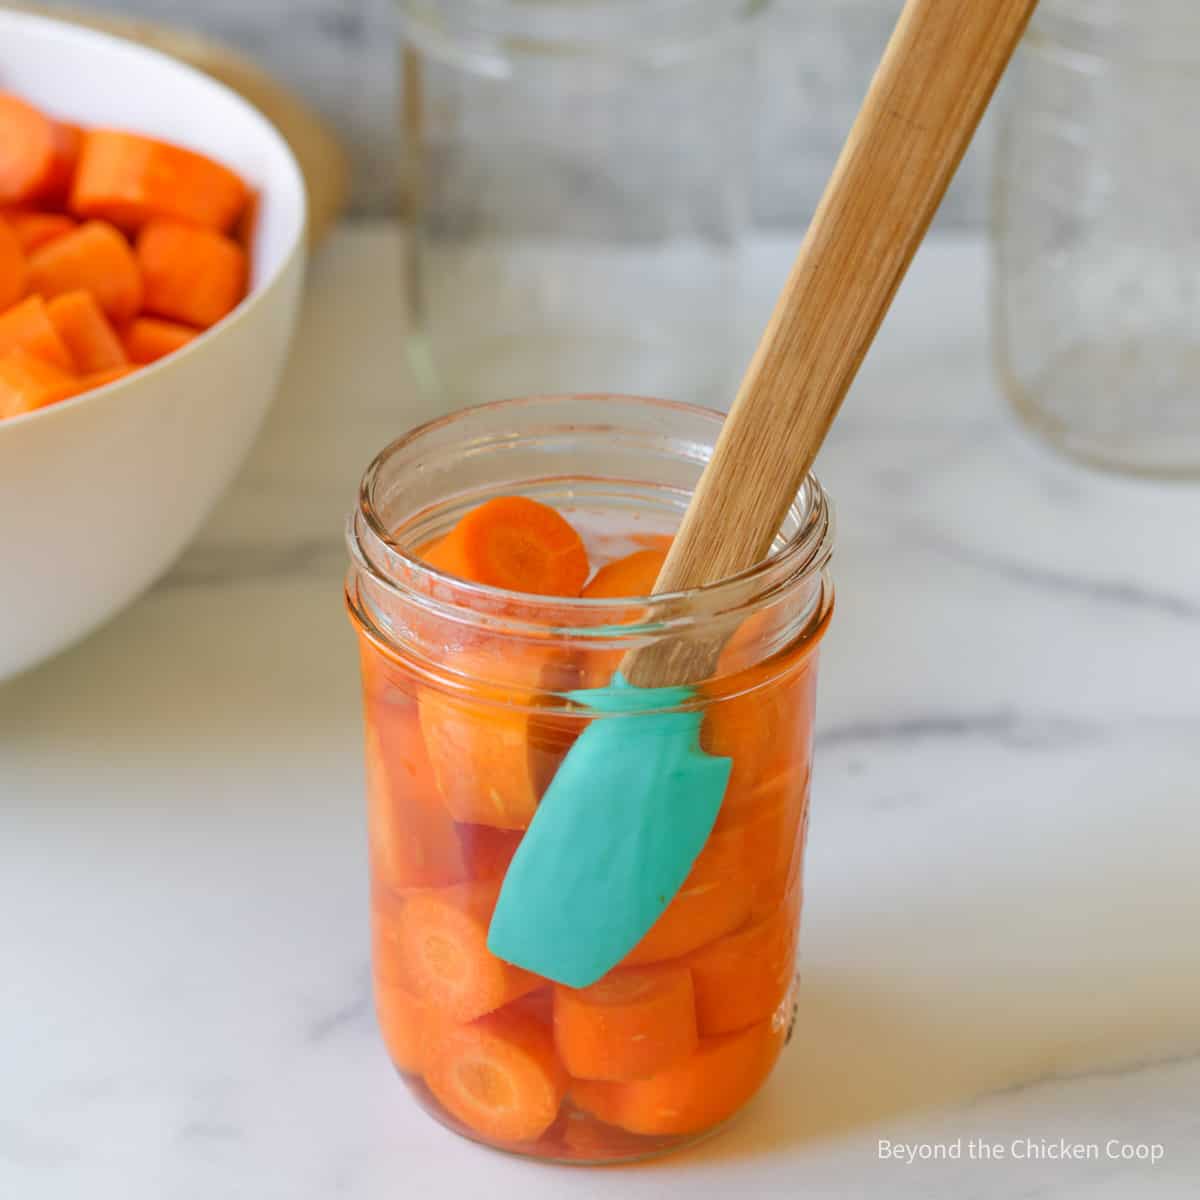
[0,12,307,681]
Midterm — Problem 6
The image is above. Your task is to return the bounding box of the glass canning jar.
[992,0,1200,476]
[345,394,833,1162]
[397,1,768,410]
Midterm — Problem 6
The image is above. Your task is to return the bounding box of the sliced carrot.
[428,497,590,597]
[581,547,668,600]
[375,878,540,1022]
[0,217,27,311]
[374,980,441,1076]
[28,220,143,323]
[416,681,576,832]
[0,94,58,205]
[423,1006,567,1144]
[122,316,197,364]
[137,220,247,329]
[703,629,820,826]
[73,365,136,394]
[621,824,753,967]
[459,824,524,881]
[571,1017,784,1137]
[4,211,75,254]
[46,291,128,373]
[0,349,78,419]
[363,681,465,893]
[579,544,672,685]
[42,122,83,207]
[236,187,261,253]
[554,965,698,1082]
[687,907,797,1036]
[0,296,74,369]
[71,130,249,233]
[627,532,675,553]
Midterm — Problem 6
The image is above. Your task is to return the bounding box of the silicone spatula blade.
[487,679,730,988]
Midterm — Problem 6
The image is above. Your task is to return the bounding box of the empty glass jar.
[397,1,768,410]
[992,0,1200,476]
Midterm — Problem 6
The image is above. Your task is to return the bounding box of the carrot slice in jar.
[571,1016,785,1136]
[418,690,543,831]
[378,879,540,1022]
[458,823,523,881]
[554,964,698,1082]
[621,825,753,968]
[581,547,668,599]
[703,613,821,824]
[687,907,797,1036]
[423,1006,568,1144]
[424,496,590,597]
[365,693,465,893]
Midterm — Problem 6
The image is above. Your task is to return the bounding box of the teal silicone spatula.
[489,0,1040,988]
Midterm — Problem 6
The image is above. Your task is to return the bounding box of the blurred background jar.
[992,0,1200,476]
[398,0,767,410]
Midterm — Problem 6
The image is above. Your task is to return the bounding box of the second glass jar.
[398,1,768,409]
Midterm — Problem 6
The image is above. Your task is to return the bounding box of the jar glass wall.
[345,395,833,1162]
[992,0,1200,476]
[398,2,768,410]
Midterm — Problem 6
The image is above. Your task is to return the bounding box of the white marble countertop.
[3,227,1198,1199]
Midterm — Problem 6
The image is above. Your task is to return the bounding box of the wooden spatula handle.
[625,0,1038,688]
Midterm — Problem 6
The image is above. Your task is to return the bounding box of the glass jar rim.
[346,394,834,649]
[398,0,769,71]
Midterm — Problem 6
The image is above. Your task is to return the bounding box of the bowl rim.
[0,9,309,435]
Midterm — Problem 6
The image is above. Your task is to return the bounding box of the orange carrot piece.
[581,546,668,600]
[365,692,466,893]
[554,965,698,1082]
[42,122,83,207]
[423,1006,567,1144]
[71,130,249,233]
[627,532,675,553]
[136,220,247,329]
[0,348,78,419]
[0,217,26,311]
[571,1017,784,1137]
[73,365,136,394]
[0,296,74,369]
[687,907,797,1036]
[28,220,143,323]
[0,94,59,205]
[4,211,75,254]
[376,878,540,1022]
[122,316,197,364]
[621,825,753,967]
[236,187,261,253]
[374,981,441,1076]
[46,290,128,373]
[418,689,543,831]
[429,497,590,596]
[703,627,820,825]
[459,824,524,881]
